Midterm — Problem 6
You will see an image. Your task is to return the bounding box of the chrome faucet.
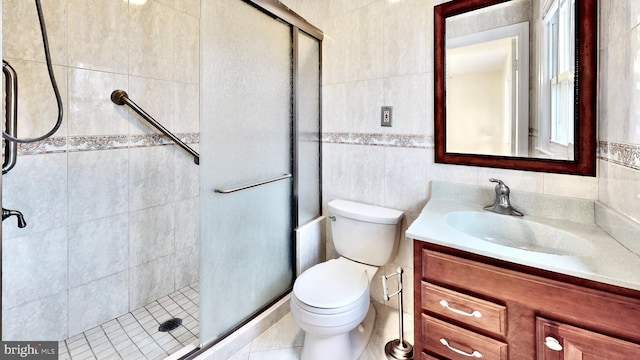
[2,207,27,228]
[483,178,523,217]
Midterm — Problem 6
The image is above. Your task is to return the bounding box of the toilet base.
[300,302,376,360]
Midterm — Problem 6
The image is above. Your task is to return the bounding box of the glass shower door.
[200,0,294,345]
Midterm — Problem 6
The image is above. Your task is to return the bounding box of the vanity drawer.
[422,282,507,336]
[423,315,508,360]
[421,353,440,360]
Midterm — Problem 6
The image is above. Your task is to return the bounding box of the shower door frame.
[193,0,323,356]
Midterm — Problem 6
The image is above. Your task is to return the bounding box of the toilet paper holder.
[381,267,414,360]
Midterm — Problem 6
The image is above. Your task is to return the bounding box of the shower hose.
[3,0,63,143]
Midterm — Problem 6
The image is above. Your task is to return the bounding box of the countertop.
[407,184,640,292]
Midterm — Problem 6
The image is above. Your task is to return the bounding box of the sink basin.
[445,211,593,256]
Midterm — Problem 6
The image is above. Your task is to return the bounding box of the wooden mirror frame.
[434,0,597,176]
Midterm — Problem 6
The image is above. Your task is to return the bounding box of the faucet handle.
[488,178,510,195]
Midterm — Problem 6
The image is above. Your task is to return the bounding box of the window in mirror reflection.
[542,0,575,159]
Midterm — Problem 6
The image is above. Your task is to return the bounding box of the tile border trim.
[15,135,640,172]
[321,132,433,149]
[598,141,640,171]
[16,133,200,155]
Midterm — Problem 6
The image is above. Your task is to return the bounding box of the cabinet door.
[537,317,640,360]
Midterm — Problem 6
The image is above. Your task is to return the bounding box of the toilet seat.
[293,258,369,309]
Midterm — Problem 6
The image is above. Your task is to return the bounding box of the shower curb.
[191,293,292,359]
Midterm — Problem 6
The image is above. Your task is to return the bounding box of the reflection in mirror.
[446,22,529,157]
[434,0,596,175]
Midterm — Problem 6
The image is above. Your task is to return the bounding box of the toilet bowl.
[291,257,378,360]
[290,199,404,360]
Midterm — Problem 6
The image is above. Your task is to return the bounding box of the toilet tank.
[328,199,404,266]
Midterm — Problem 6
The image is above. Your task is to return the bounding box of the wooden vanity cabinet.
[413,241,640,359]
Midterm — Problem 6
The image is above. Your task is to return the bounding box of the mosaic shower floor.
[58,283,199,360]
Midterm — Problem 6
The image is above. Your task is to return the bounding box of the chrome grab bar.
[110,89,199,165]
[215,173,292,194]
[3,60,18,174]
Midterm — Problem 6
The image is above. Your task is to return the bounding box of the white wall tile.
[130,255,175,310]
[322,2,384,84]
[174,145,200,201]
[175,245,199,289]
[130,204,175,266]
[383,0,428,77]
[68,149,129,224]
[174,10,200,83]
[2,292,68,341]
[2,228,68,308]
[3,0,67,65]
[67,69,129,136]
[598,1,640,221]
[2,153,67,239]
[174,197,199,251]
[383,74,428,135]
[67,0,128,72]
[350,145,385,206]
[68,214,129,287]
[173,83,200,134]
[383,147,428,212]
[476,167,544,194]
[431,163,479,185]
[128,1,176,81]
[543,173,599,200]
[129,146,176,211]
[322,143,353,200]
[68,271,129,337]
[599,160,640,224]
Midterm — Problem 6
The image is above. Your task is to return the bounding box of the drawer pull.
[439,338,483,358]
[439,300,482,318]
[544,336,563,351]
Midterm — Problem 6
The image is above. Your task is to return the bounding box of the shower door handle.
[214,173,291,194]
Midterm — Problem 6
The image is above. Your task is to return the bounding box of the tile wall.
[598,1,640,224]
[2,0,200,340]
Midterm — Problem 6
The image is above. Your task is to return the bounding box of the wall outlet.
[381,106,392,127]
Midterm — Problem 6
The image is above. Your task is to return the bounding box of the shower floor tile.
[59,282,200,360]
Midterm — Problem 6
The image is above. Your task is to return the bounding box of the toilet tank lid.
[328,199,404,225]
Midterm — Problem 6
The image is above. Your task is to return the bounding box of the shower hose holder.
[381,267,414,360]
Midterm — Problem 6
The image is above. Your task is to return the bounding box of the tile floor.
[58,284,413,360]
[227,301,415,360]
[58,283,200,360]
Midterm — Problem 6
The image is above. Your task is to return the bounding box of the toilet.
[290,199,404,360]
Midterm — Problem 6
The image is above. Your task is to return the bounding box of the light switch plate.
[381,106,392,127]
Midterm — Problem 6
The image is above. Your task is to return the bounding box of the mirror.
[434,0,596,175]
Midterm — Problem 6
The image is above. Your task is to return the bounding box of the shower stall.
[1,0,321,358]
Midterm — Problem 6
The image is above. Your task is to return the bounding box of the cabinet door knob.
[439,338,483,358]
[439,299,482,318]
[544,336,563,351]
